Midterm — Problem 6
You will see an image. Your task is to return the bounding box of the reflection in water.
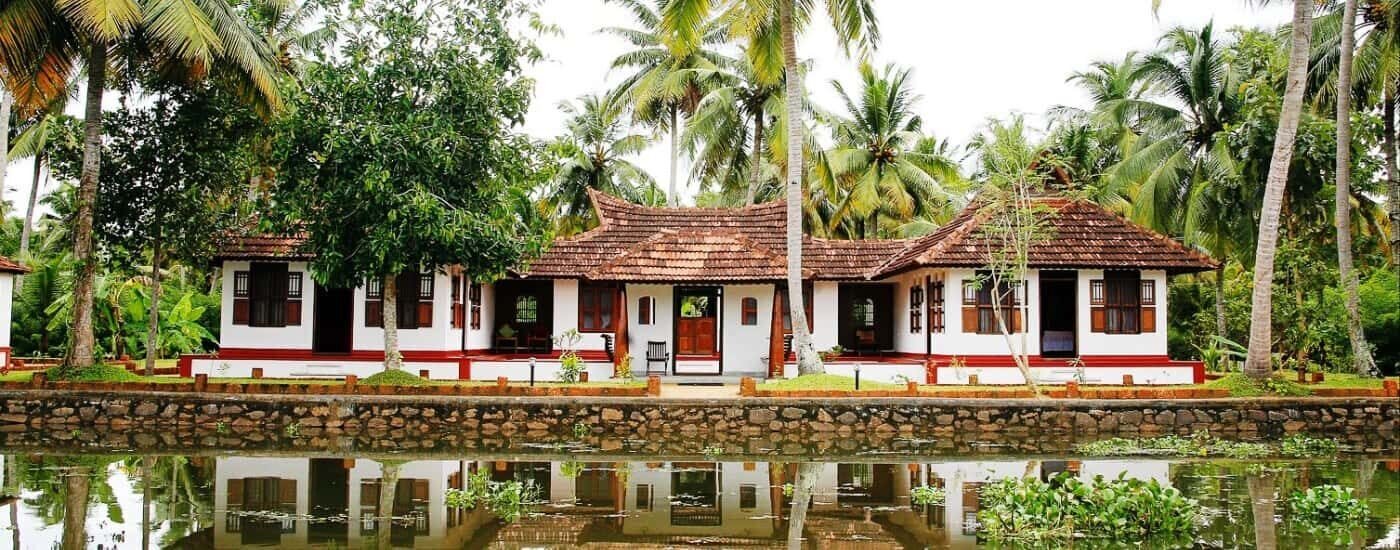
[0,452,1395,548]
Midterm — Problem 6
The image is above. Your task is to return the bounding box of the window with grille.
[1090,271,1154,334]
[961,273,1023,334]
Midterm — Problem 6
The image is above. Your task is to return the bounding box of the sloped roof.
[520,189,904,281]
[0,255,29,274]
[877,196,1218,274]
[213,233,312,260]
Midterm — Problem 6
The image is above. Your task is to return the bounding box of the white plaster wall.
[351,271,459,352]
[464,280,495,351]
[468,359,616,382]
[624,284,674,368]
[889,270,935,355]
[810,282,839,351]
[552,279,611,352]
[190,358,461,379]
[0,273,13,350]
[220,260,316,350]
[722,284,774,375]
[934,365,1193,385]
[1077,269,1168,356]
[932,268,1040,357]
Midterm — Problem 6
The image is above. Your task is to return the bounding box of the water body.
[0,432,1395,549]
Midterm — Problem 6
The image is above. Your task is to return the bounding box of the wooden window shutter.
[365,278,383,327]
[1090,307,1105,332]
[232,271,251,325]
[451,276,464,329]
[416,273,434,328]
[468,282,482,330]
[1140,307,1156,332]
[1011,308,1023,333]
[284,273,303,326]
[278,479,297,506]
[929,280,945,333]
[1089,279,1105,332]
[228,479,244,505]
[961,307,979,334]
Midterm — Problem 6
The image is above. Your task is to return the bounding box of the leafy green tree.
[7,110,79,260]
[272,0,548,373]
[603,0,728,204]
[0,0,284,369]
[813,63,961,239]
[548,93,658,234]
[681,51,783,205]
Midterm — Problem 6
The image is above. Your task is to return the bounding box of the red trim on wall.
[1193,361,1205,384]
[458,358,472,380]
[461,349,611,361]
[927,354,1201,369]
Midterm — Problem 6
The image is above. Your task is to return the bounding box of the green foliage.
[445,471,541,523]
[1279,434,1340,458]
[977,473,1199,543]
[44,363,141,382]
[1206,373,1311,397]
[1288,485,1369,542]
[1076,431,1327,459]
[615,355,633,379]
[556,329,585,383]
[910,485,946,506]
[361,369,428,387]
[270,0,548,291]
[755,373,901,391]
[559,461,584,479]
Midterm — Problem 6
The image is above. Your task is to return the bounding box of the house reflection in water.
[211,457,1168,548]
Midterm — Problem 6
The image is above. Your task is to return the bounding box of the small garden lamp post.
[854,363,862,391]
[529,357,537,387]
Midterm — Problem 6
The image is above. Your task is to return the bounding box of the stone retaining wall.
[1,389,1393,440]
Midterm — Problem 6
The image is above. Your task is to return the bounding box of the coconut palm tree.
[603,0,728,205]
[1244,0,1318,379]
[662,0,879,375]
[0,0,284,369]
[813,63,962,239]
[7,110,77,260]
[549,94,657,235]
[681,51,784,205]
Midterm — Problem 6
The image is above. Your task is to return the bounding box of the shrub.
[45,363,142,382]
[1288,485,1369,542]
[361,369,428,386]
[977,473,1199,543]
[911,486,945,506]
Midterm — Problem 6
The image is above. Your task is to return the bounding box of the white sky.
[1,0,1291,215]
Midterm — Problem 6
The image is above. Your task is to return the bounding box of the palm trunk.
[1243,0,1312,379]
[383,275,403,371]
[144,239,163,376]
[68,43,108,369]
[376,462,401,550]
[19,153,42,258]
[61,467,92,550]
[1215,264,1227,341]
[785,462,820,550]
[1,87,11,208]
[780,0,823,375]
[669,107,680,205]
[141,457,154,550]
[1247,473,1277,550]
[1334,0,1378,377]
[747,113,765,205]
[1385,80,1399,275]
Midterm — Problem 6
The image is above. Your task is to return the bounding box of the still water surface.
[0,434,1396,549]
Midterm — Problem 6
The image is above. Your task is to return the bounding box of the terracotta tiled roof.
[0,255,29,274]
[520,189,895,281]
[878,197,1218,274]
[213,233,312,260]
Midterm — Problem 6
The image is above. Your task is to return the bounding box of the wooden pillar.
[768,286,785,378]
[614,285,629,376]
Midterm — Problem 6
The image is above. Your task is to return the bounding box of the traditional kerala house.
[185,188,1215,384]
[0,256,28,368]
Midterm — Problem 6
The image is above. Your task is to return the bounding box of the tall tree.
[663,0,880,375]
[6,113,77,259]
[603,0,727,204]
[272,0,548,375]
[814,63,961,239]
[549,93,657,234]
[1244,0,1316,378]
[0,0,283,369]
[1,86,10,209]
[1332,0,1380,376]
[681,51,783,205]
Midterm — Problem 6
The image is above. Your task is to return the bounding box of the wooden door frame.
[671,285,723,374]
[1038,270,1078,358]
[312,284,354,354]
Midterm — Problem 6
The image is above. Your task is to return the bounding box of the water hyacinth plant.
[445,471,542,522]
[977,473,1200,543]
[1288,485,1370,543]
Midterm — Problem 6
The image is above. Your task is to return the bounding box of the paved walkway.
[658,383,741,398]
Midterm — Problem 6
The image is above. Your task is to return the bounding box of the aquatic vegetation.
[977,473,1200,543]
[1076,431,1333,459]
[572,422,589,439]
[911,485,946,506]
[283,421,300,437]
[1279,434,1339,457]
[445,471,542,523]
[1288,485,1369,542]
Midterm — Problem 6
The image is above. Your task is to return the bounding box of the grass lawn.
[0,369,643,388]
[756,373,903,392]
